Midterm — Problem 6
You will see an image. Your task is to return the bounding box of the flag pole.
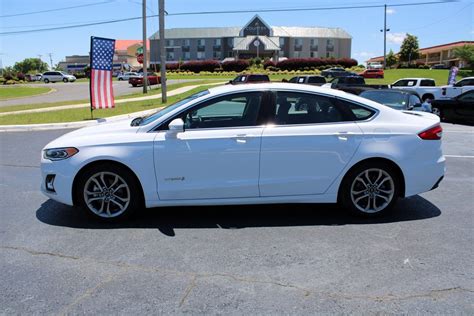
[89,36,94,120]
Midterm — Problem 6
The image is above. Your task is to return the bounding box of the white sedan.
[41,83,445,221]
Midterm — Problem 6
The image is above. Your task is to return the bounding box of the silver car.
[42,71,76,83]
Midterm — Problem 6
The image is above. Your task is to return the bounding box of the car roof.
[396,78,435,81]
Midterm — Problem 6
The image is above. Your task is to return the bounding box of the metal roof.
[150,26,351,40]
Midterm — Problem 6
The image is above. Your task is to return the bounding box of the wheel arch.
[422,93,435,101]
[71,159,145,206]
[337,157,406,202]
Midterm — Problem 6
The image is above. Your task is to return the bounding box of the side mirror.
[168,118,184,133]
[407,104,415,110]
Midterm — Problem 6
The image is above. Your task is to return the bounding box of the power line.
[0,1,113,18]
[0,1,458,36]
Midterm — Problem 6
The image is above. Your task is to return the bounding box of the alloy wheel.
[83,171,131,218]
[350,168,395,214]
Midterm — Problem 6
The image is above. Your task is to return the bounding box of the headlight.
[43,147,79,161]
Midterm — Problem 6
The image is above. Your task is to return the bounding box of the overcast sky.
[0,0,473,67]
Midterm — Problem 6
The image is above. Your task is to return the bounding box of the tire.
[118,78,123,81]
[132,84,137,87]
[431,107,444,121]
[44,78,49,83]
[63,78,68,83]
[422,94,434,102]
[76,163,143,222]
[340,162,400,217]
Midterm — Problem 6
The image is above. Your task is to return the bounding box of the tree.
[399,34,419,63]
[453,45,474,69]
[386,49,398,68]
[13,58,49,74]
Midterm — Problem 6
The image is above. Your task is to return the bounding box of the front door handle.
[232,134,248,143]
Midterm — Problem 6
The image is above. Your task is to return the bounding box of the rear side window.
[247,75,269,82]
[336,99,376,121]
[308,76,326,84]
[420,80,435,86]
[274,92,347,125]
[289,77,298,83]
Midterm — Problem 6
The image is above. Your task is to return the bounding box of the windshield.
[138,90,210,126]
[360,91,407,109]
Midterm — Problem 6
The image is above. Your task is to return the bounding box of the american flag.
[90,37,115,109]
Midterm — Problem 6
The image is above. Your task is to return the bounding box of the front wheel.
[44,79,49,83]
[77,164,142,221]
[340,162,400,217]
[63,78,68,83]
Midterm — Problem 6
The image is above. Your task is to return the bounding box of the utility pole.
[142,0,148,93]
[37,54,43,72]
[159,0,167,103]
[48,53,53,69]
[380,4,390,69]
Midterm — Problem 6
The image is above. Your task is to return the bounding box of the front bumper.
[41,159,75,206]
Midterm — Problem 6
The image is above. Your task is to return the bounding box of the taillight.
[418,124,443,140]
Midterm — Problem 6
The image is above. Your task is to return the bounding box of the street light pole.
[142,0,148,94]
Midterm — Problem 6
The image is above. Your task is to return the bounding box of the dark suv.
[288,75,326,86]
[321,67,356,78]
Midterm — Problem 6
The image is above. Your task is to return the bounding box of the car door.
[454,91,474,120]
[259,91,367,196]
[52,72,62,82]
[153,91,267,200]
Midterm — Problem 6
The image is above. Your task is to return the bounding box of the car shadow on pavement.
[36,195,441,237]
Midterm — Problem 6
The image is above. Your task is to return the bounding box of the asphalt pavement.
[0,79,201,107]
[0,123,473,314]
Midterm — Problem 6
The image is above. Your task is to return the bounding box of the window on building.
[310,39,318,51]
[183,52,190,60]
[326,52,334,58]
[278,51,285,57]
[197,39,205,46]
[279,37,285,47]
[294,51,301,58]
[227,38,233,48]
[214,39,221,46]
[326,39,335,52]
[294,38,303,51]
[310,51,318,58]
[213,51,222,59]
[183,39,190,47]
[228,51,234,57]
[197,51,206,60]
[166,39,174,47]
[166,52,175,61]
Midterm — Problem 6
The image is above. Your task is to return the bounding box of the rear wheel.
[77,164,142,221]
[340,162,399,217]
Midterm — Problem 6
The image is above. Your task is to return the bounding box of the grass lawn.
[0,84,217,125]
[0,86,52,100]
[365,69,460,86]
[0,80,220,113]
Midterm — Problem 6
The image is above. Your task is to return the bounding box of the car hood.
[44,118,140,149]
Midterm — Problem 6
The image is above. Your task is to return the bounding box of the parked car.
[42,71,76,83]
[288,75,326,86]
[359,89,428,111]
[367,62,383,69]
[41,83,445,222]
[322,75,388,95]
[430,64,448,69]
[437,77,474,100]
[358,69,384,79]
[129,75,161,87]
[228,74,270,84]
[431,90,474,124]
[321,67,356,78]
[391,78,438,102]
[117,72,140,81]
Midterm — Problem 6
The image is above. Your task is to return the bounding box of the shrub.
[16,73,25,81]
[166,63,179,71]
[6,80,16,85]
[180,60,220,73]
[222,60,250,72]
[276,58,358,71]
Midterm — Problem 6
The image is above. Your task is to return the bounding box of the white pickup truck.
[391,78,439,102]
[437,77,474,100]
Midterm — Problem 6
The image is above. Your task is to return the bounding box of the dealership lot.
[0,123,473,314]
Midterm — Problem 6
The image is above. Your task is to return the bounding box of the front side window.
[409,94,421,106]
[181,92,263,129]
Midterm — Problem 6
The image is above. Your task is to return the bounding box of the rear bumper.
[404,155,445,197]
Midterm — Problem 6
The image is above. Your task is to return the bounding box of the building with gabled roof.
[149,15,352,63]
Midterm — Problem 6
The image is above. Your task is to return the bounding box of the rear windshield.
[308,76,326,83]
[360,91,406,109]
[247,75,270,82]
